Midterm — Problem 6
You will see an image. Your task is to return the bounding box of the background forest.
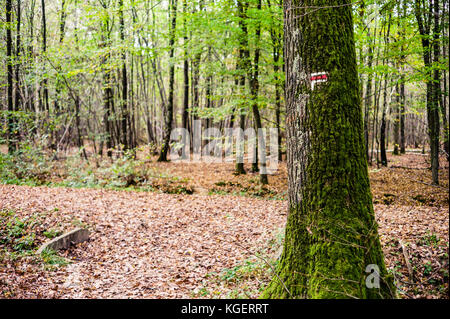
[0,0,449,299]
[0,0,448,175]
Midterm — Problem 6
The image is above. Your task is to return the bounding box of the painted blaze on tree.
[261,1,395,299]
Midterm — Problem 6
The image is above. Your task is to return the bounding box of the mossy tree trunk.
[261,0,394,299]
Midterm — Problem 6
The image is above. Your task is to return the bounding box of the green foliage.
[423,261,433,276]
[0,140,196,195]
[0,209,69,270]
[0,141,53,186]
[43,229,63,239]
[210,181,279,199]
[13,233,35,251]
[194,227,284,299]
[40,248,70,267]
[0,211,39,253]
[61,151,192,193]
[418,232,441,248]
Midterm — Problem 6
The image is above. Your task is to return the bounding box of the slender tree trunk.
[54,0,66,114]
[274,58,282,162]
[400,76,406,153]
[6,0,14,153]
[268,0,283,162]
[235,0,249,175]
[380,89,388,166]
[400,1,407,154]
[191,3,201,154]
[75,96,87,160]
[118,0,129,152]
[364,29,374,161]
[12,0,22,148]
[181,0,190,159]
[103,57,113,158]
[100,2,113,157]
[393,83,400,155]
[158,0,178,162]
[228,67,239,130]
[41,0,49,113]
[373,77,381,167]
[103,70,113,158]
[15,0,21,114]
[267,0,283,161]
[26,0,36,121]
[415,0,440,185]
[248,0,267,184]
[380,14,391,167]
[442,1,449,160]
[431,0,441,182]
[370,25,383,166]
[262,0,394,299]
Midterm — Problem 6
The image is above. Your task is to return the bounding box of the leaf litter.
[0,153,448,299]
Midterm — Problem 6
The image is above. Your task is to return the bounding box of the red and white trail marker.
[310,72,328,90]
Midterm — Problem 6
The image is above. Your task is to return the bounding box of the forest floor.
[0,151,448,299]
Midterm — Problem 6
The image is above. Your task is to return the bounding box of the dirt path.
[0,185,286,298]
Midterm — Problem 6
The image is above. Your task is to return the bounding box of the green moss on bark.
[262,0,395,299]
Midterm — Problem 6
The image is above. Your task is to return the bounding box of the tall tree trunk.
[103,68,113,158]
[100,2,113,157]
[415,0,440,185]
[15,0,21,114]
[380,13,391,167]
[158,0,178,162]
[442,1,449,160]
[26,0,36,120]
[54,0,66,114]
[262,0,394,299]
[181,0,190,159]
[41,0,49,113]
[268,0,283,162]
[12,0,22,148]
[235,0,249,175]
[400,75,406,153]
[370,25,383,166]
[393,83,400,155]
[6,0,14,153]
[248,0,267,184]
[119,0,129,152]
[380,87,388,166]
[191,5,201,154]
[274,57,282,162]
[400,1,407,154]
[75,96,88,160]
[267,0,283,161]
[431,0,441,181]
[364,28,374,162]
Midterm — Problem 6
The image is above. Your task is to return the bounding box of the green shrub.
[13,233,35,251]
[0,141,53,185]
[40,248,70,266]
